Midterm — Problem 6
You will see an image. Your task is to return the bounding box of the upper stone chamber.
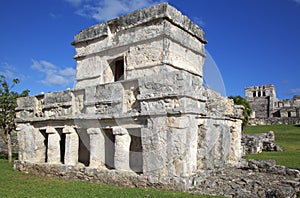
[72,2,207,89]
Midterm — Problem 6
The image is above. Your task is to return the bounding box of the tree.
[228,95,252,128]
[0,75,29,163]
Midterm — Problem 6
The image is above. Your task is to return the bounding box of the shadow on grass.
[0,153,18,160]
[294,124,300,128]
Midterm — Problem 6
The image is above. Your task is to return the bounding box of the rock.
[242,131,283,154]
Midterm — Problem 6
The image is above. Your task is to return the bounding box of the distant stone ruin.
[245,84,300,125]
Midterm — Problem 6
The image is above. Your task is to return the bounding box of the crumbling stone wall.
[242,131,283,154]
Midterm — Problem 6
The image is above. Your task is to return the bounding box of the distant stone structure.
[14,2,243,186]
[245,84,300,125]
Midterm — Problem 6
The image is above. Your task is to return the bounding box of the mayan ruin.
[245,84,300,125]
[12,3,300,197]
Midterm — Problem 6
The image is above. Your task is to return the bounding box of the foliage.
[228,95,252,127]
[0,158,219,198]
[0,75,29,162]
[244,124,300,168]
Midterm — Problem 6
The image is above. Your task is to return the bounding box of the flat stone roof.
[72,3,206,45]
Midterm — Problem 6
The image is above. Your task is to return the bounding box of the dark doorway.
[60,133,66,164]
[114,59,124,81]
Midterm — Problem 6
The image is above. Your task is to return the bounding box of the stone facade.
[245,84,300,125]
[15,2,243,191]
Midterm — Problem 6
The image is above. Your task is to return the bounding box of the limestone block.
[141,118,168,176]
[142,116,198,177]
[126,40,163,70]
[43,90,73,117]
[122,81,140,113]
[63,126,78,166]
[16,96,38,118]
[84,83,123,115]
[112,127,131,171]
[164,20,205,54]
[16,124,42,162]
[75,56,102,80]
[227,120,243,165]
[46,127,61,164]
[162,38,204,77]
[87,128,106,168]
[197,119,232,170]
[43,90,73,107]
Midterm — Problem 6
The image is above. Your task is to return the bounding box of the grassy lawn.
[243,124,300,169]
[0,156,217,198]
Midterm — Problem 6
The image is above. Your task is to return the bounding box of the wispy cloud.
[193,17,205,28]
[293,0,300,4]
[49,12,62,19]
[64,0,84,7]
[65,0,163,22]
[0,63,16,79]
[30,59,76,87]
[289,88,300,95]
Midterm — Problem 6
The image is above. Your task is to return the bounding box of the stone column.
[228,121,243,165]
[63,126,78,166]
[87,128,106,168]
[46,127,61,164]
[112,126,131,171]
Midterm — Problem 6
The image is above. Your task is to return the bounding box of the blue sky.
[0,0,300,99]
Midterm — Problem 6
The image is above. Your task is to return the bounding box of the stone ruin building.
[14,3,244,191]
[245,84,300,125]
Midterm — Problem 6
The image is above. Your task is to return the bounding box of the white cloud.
[64,0,84,7]
[289,88,300,95]
[193,17,205,28]
[30,59,76,87]
[66,0,163,22]
[293,0,300,4]
[0,63,15,79]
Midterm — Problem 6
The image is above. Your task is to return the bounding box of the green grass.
[0,157,217,198]
[244,124,300,168]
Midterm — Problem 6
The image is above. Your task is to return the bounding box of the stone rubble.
[242,131,283,154]
[191,160,300,198]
